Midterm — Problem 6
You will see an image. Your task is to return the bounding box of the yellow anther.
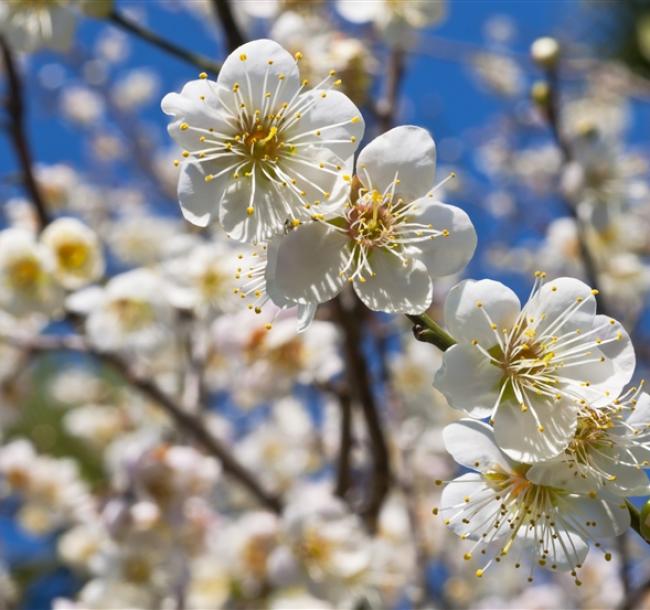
[180,122,189,131]
[295,51,303,60]
[199,72,208,79]
[240,53,247,61]
[246,207,255,216]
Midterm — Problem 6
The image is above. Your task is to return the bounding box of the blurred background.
[2,1,650,608]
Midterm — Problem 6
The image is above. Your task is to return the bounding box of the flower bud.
[531,80,551,107]
[531,36,560,68]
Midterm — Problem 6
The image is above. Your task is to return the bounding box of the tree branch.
[541,62,607,312]
[210,0,245,54]
[6,332,282,513]
[0,38,50,229]
[109,11,221,76]
[333,296,390,530]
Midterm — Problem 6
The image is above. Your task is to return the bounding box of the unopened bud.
[531,37,560,68]
[531,81,551,107]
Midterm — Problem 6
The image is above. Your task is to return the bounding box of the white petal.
[297,303,317,333]
[65,286,105,315]
[434,344,502,418]
[443,279,521,348]
[561,493,630,539]
[285,90,365,162]
[406,200,477,278]
[591,449,650,496]
[218,39,300,110]
[525,277,596,337]
[591,315,635,392]
[526,460,595,494]
[265,222,348,305]
[440,474,502,540]
[494,398,578,463]
[356,126,436,202]
[336,0,383,23]
[517,524,588,572]
[442,419,513,473]
[177,160,220,227]
[353,250,432,314]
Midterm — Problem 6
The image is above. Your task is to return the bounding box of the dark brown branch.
[333,296,390,530]
[210,0,245,54]
[109,11,221,76]
[0,38,50,229]
[333,385,354,500]
[8,333,282,513]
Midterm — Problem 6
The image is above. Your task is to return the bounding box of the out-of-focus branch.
[210,0,245,54]
[332,385,354,500]
[333,296,390,530]
[376,48,405,133]
[5,332,282,513]
[0,38,50,229]
[109,11,221,76]
[539,61,607,312]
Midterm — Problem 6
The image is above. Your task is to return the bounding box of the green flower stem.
[406,313,456,351]
[109,11,221,76]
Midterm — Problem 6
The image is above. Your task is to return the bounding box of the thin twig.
[543,62,607,311]
[0,38,50,229]
[376,48,405,133]
[210,0,245,54]
[109,11,221,76]
[333,296,390,530]
[6,332,282,513]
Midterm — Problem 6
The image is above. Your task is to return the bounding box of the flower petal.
[353,250,432,314]
[265,222,348,305]
[524,277,596,337]
[284,89,365,162]
[177,160,221,227]
[443,279,521,348]
[356,126,436,202]
[406,199,477,278]
[218,39,300,110]
[434,344,502,418]
[442,419,513,473]
[494,398,578,463]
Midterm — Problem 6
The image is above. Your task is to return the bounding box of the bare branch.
[0,38,50,229]
[6,332,282,513]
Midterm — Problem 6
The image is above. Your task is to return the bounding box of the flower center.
[347,189,396,248]
[8,257,42,291]
[243,125,281,161]
[111,299,154,332]
[56,241,89,271]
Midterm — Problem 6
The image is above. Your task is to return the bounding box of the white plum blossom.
[0,228,64,318]
[41,217,105,290]
[265,126,476,316]
[0,1,76,53]
[435,275,635,463]
[437,420,630,581]
[269,484,371,602]
[67,268,175,354]
[556,385,650,496]
[336,0,445,47]
[161,39,365,243]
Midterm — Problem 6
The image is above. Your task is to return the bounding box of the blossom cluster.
[0,1,649,609]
